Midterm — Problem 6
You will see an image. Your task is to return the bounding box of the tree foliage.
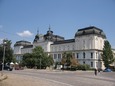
[0,39,14,64]
[102,40,114,68]
[22,46,54,69]
[22,53,35,68]
[61,52,79,69]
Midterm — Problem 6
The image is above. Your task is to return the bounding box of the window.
[83,61,85,64]
[96,52,98,58]
[63,45,65,51]
[73,45,74,50]
[76,53,79,58]
[83,52,85,58]
[83,40,85,49]
[68,45,69,50]
[58,54,61,59]
[96,62,98,67]
[54,54,57,59]
[91,52,93,58]
[91,62,93,67]
[55,47,57,51]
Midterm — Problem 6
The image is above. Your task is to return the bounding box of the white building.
[14,26,107,69]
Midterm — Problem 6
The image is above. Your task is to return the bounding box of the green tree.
[32,46,45,69]
[42,54,54,68]
[33,46,54,69]
[22,46,54,69]
[0,39,14,64]
[22,53,35,68]
[102,40,114,68]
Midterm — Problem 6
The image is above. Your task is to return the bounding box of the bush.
[70,66,77,71]
[77,64,90,70]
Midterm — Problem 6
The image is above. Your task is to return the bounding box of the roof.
[52,39,75,45]
[14,40,31,46]
[22,45,33,49]
[75,26,106,38]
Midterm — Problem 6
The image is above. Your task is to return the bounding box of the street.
[2,69,115,86]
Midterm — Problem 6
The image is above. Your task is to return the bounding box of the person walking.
[94,68,97,76]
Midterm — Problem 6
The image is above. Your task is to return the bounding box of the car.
[0,64,13,71]
[103,68,112,72]
[4,65,13,71]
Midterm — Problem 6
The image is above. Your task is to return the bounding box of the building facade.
[14,26,107,69]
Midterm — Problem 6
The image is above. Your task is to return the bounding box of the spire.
[49,24,51,31]
[37,29,39,35]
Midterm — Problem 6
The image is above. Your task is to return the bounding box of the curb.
[0,75,8,81]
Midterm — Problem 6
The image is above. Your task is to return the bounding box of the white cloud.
[17,30,33,37]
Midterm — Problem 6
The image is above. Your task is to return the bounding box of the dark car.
[4,65,13,71]
[0,64,13,71]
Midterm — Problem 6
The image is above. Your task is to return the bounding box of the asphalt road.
[5,69,115,86]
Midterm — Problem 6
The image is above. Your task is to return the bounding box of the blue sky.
[0,0,115,48]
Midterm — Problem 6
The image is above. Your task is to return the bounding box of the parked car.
[0,64,13,71]
[103,68,112,72]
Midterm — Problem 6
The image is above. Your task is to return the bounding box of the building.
[14,26,107,69]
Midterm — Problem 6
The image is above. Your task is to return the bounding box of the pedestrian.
[98,69,100,73]
[94,68,97,76]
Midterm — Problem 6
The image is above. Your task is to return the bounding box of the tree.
[0,39,14,64]
[32,46,45,69]
[22,46,54,69]
[70,56,79,67]
[22,53,35,68]
[42,54,54,68]
[102,40,114,68]
[61,52,67,67]
[61,52,78,69]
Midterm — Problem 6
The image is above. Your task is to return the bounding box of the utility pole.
[1,41,6,75]
[40,54,41,69]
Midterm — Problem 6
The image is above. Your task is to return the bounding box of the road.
[4,69,115,86]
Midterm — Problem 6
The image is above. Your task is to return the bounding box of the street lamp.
[39,54,42,69]
[2,41,6,74]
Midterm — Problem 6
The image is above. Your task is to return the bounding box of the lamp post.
[2,41,6,74]
[39,54,42,69]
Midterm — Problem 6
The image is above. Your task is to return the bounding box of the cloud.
[17,30,33,37]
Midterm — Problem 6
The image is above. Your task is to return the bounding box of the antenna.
[49,24,51,31]
[37,27,39,35]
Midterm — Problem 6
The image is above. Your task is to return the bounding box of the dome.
[75,26,106,38]
[35,34,39,39]
[33,30,40,43]
[47,27,53,35]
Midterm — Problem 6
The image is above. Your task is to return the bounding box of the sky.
[0,0,115,48]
